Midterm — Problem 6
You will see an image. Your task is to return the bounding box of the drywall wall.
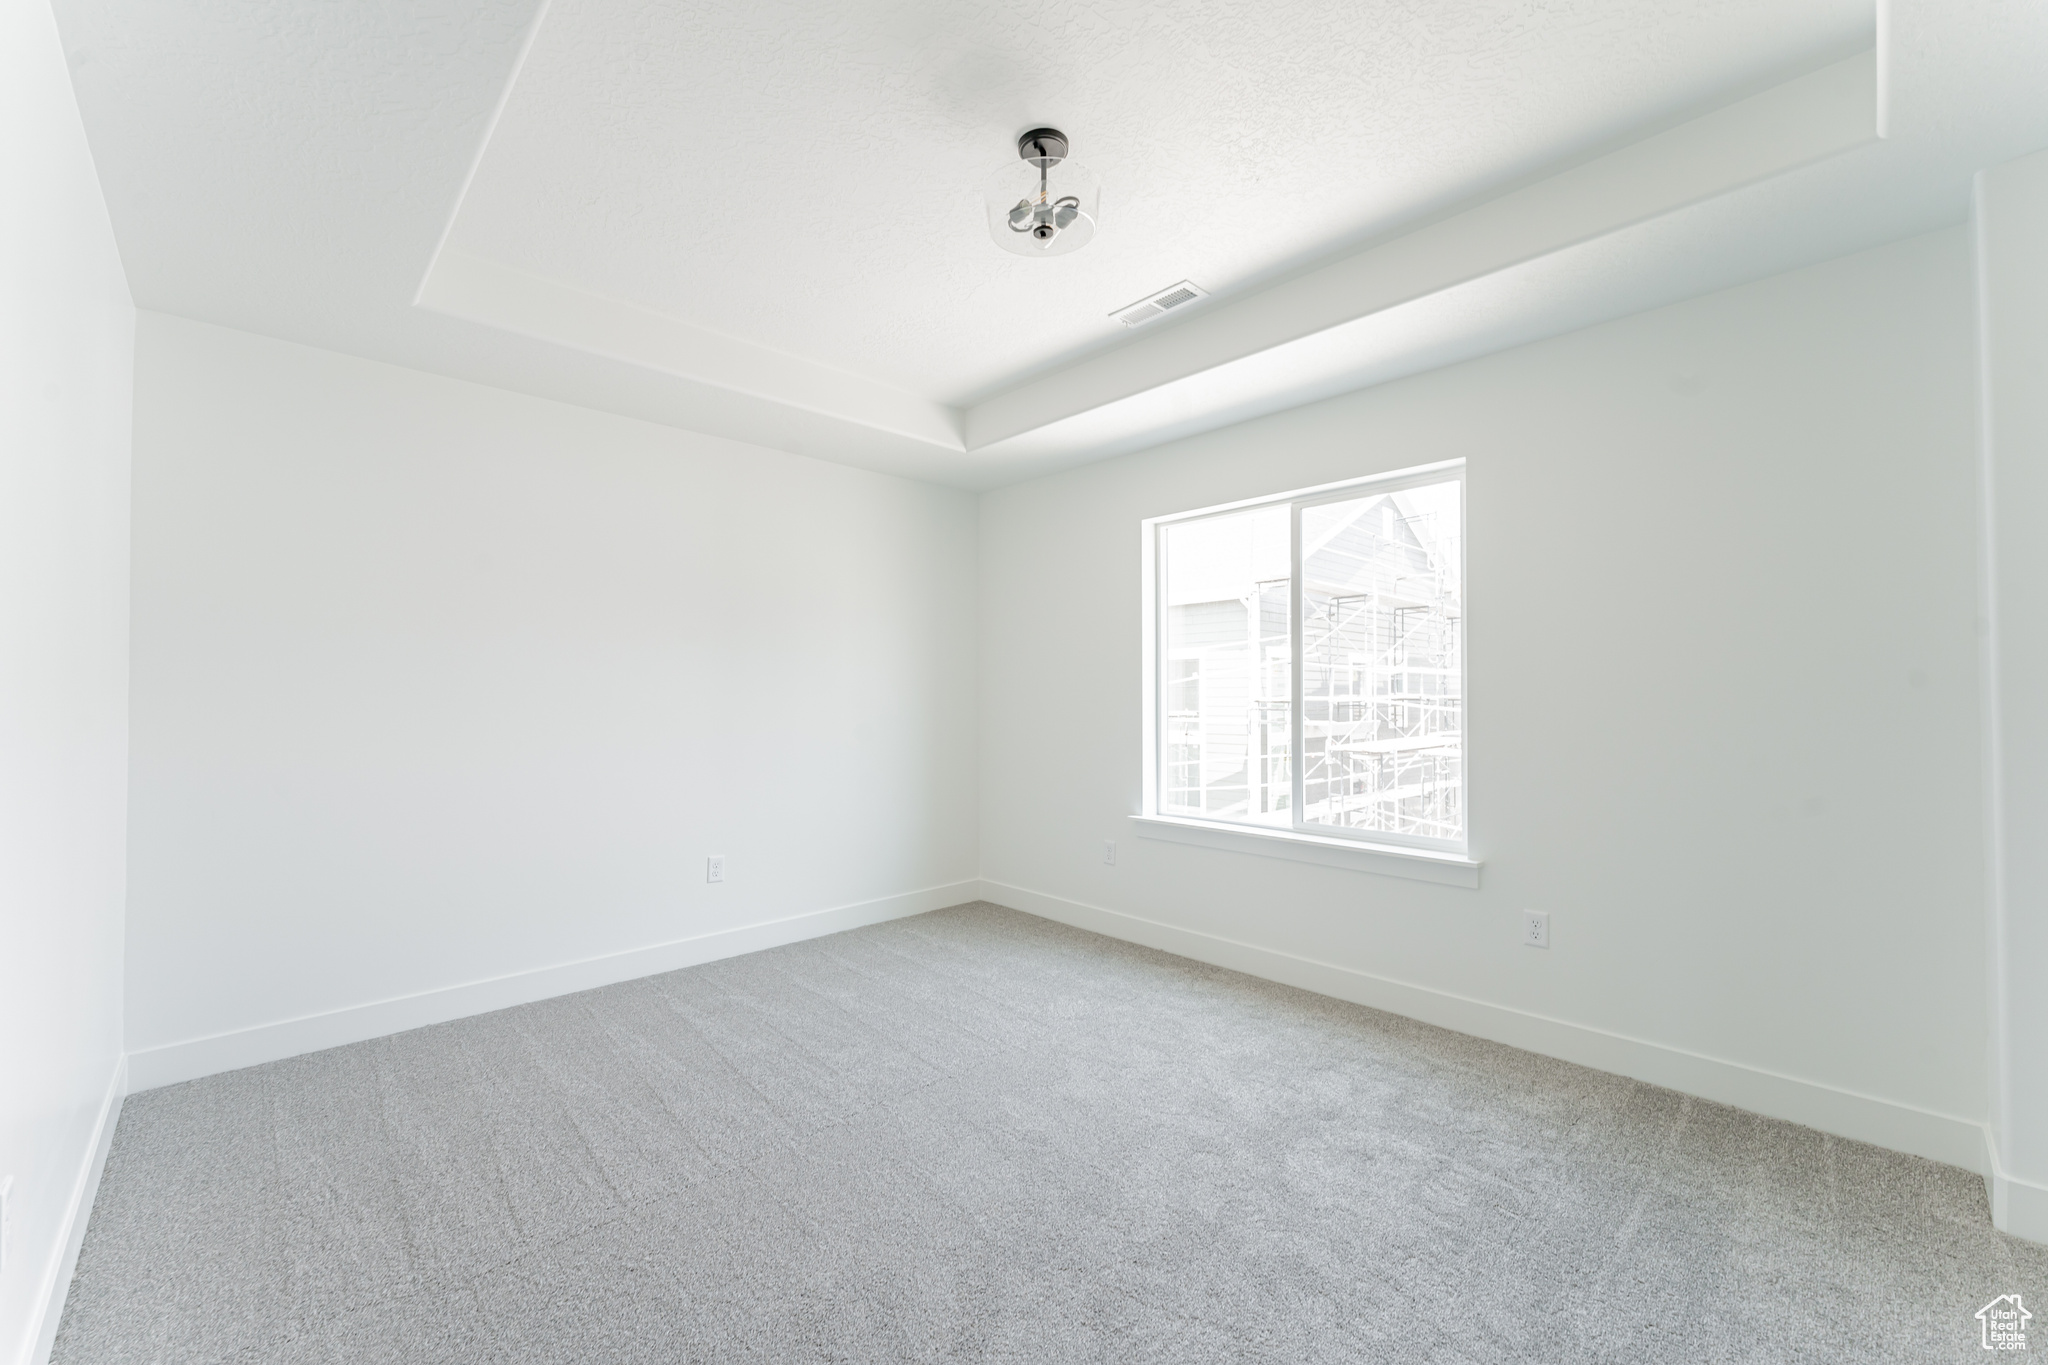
[125,314,978,1081]
[0,1,134,1361]
[1976,146,2048,1241]
[980,227,1988,1170]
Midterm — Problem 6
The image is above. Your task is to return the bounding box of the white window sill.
[1129,815,1480,888]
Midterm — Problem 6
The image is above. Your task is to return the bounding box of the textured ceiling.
[47,0,2048,488]
[52,0,533,337]
[448,0,1869,404]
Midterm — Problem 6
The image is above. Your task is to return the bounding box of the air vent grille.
[1111,280,1207,327]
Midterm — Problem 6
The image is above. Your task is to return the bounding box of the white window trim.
[1129,814,1480,888]
[1139,459,1478,886]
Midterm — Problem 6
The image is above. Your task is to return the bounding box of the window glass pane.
[1299,480,1462,842]
[1161,504,1291,826]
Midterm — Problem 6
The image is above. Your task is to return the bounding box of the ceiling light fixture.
[984,128,1099,257]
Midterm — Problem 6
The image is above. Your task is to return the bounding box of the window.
[1144,462,1465,855]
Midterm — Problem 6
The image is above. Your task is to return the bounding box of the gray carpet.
[53,902,2046,1363]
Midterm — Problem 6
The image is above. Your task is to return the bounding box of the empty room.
[8,0,2048,1360]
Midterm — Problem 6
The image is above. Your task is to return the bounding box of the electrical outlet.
[1523,910,1550,949]
[706,855,725,884]
[1103,840,1116,866]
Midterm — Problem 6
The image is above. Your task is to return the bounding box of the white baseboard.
[1984,1127,2048,1245]
[22,1055,126,1365]
[979,879,1991,1180]
[126,881,980,1093]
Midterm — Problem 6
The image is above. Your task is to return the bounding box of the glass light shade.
[983,158,1101,257]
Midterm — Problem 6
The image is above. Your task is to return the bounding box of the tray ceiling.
[446,0,1867,405]
[48,0,2048,488]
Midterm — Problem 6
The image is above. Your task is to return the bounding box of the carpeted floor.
[53,902,2047,1363]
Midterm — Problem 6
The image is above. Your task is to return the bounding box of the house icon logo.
[1978,1295,2032,1351]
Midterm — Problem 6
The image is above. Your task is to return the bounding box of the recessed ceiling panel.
[446,0,1869,405]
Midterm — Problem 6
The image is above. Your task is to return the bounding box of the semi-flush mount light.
[984,128,1099,257]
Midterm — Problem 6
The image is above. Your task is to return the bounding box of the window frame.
[1140,459,1470,865]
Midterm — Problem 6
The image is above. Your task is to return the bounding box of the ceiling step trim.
[963,49,1880,457]
[417,247,965,451]
[412,49,1875,481]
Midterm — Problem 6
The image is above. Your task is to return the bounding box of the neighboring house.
[1164,492,1462,839]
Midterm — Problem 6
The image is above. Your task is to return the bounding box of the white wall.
[1975,146,2048,1241]
[125,314,978,1079]
[0,1,134,1361]
[981,228,1988,1169]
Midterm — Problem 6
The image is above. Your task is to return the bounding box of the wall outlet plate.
[1524,910,1550,949]
[706,855,725,884]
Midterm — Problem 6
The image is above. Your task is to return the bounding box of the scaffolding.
[1300,500,1461,841]
[1162,492,1462,842]
[1299,590,1462,840]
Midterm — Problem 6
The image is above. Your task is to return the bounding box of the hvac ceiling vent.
[1111,280,1207,327]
